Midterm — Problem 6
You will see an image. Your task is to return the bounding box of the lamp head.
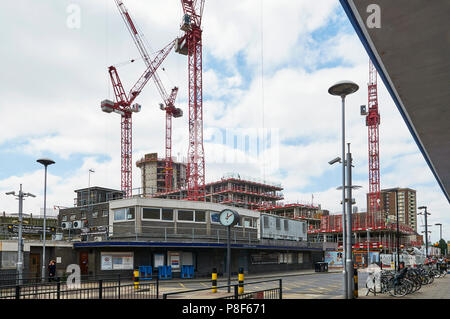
[5,191,15,196]
[37,158,55,167]
[418,206,427,210]
[328,80,359,97]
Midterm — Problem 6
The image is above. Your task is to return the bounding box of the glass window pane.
[114,209,126,221]
[162,209,173,221]
[127,207,135,220]
[195,211,205,222]
[178,210,194,221]
[264,216,269,228]
[143,208,160,220]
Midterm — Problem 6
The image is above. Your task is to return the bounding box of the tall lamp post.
[37,158,55,282]
[328,80,359,299]
[434,223,443,256]
[418,206,430,259]
[434,223,442,241]
[6,185,35,285]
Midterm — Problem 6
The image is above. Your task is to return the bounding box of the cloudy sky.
[0,0,448,242]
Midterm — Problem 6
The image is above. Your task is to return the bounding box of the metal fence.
[162,279,282,300]
[0,272,128,287]
[0,277,158,299]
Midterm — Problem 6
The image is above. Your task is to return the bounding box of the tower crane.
[113,0,183,193]
[363,60,381,226]
[101,39,177,198]
[176,0,206,201]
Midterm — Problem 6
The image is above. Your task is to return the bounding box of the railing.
[111,224,260,244]
[162,279,282,299]
[0,277,159,299]
[0,273,127,287]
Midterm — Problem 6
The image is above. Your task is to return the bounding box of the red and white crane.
[114,0,183,193]
[365,60,381,222]
[101,39,177,198]
[176,0,206,201]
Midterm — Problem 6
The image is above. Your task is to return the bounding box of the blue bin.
[139,266,152,280]
[158,266,172,280]
[181,265,194,279]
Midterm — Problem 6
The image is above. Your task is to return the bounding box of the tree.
[438,239,447,256]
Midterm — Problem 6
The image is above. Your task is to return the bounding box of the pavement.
[160,268,342,284]
[359,274,450,299]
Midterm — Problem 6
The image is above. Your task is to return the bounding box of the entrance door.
[79,252,89,275]
[30,254,41,279]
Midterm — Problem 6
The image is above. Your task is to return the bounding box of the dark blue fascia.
[339,0,449,203]
[73,241,322,251]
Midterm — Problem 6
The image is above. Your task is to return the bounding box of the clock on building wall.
[219,209,240,227]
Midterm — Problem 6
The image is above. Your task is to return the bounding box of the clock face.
[219,209,238,227]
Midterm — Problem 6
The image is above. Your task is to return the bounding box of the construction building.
[309,209,422,266]
[150,173,284,210]
[136,153,187,195]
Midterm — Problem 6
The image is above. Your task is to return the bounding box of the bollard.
[353,268,358,298]
[212,268,217,293]
[133,268,140,290]
[238,267,244,295]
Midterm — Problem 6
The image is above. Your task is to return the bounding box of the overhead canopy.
[340,0,450,203]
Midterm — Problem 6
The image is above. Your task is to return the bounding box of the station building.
[62,197,328,278]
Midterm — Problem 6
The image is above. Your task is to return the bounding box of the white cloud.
[0,1,448,240]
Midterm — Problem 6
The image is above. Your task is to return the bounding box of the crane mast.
[366,60,381,224]
[114,0,182,193]
[177,0,206,201]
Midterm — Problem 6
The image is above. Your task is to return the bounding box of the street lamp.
[434,223,442,240]
[418,206,430,259]
[6,185,35,285]
[328,80,359,300]
[37,158,55,282]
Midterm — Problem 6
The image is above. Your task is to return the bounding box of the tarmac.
[159,268,450,299]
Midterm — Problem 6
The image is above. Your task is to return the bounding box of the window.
[264,216,269,228]
[92,211,98,218]
[195,211,206,222]
[114,208,135,221]
[302,223,306,234]
[102,210,108,217]
[284,219,289,231]
[245,218,257,228]
[178,210,194,221]
[81,212,87,220]
[143,208,160,220]
[1,252,17,269]
[62,215,67,222]
[70,215,76,221]
[276,218,280,230]
[162,209,174,221]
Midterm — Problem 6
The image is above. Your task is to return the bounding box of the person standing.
[48,260,56,282]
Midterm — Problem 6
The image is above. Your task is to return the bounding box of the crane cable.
[260,0,266,183]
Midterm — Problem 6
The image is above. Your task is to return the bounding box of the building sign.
[324,251,344,268]
[7,224,56,234]
[101,252,133,270]
[168,251,180,270]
